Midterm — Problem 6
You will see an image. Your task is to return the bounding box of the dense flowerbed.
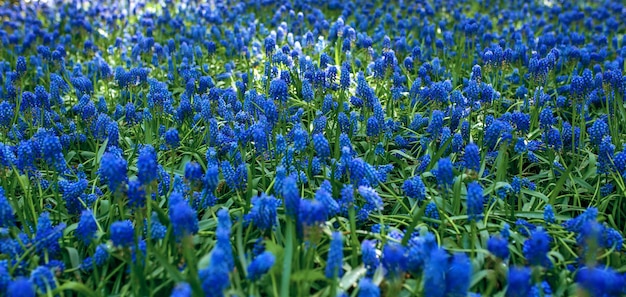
[0,0,624,296]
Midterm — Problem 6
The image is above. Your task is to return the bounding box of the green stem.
[280,219,294,297]
[348,206,359,268]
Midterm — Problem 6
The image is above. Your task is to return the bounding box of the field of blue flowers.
[0,0,625,296]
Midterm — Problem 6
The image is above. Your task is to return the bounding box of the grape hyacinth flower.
[466,181,484,222]
[522,228,552,267]
[487,236,510,260]
[7,278,35,297]
[403,176,427,203]
[0,187,15,228]
[575,266,625,297]
[110,220,135,248]
[164,128,180,149]
[170,282,192,297]
[244,193,281,232]
[325,232,344,278]
[169,199,199,241]
[423,247,448,297]
[358,278,380,297]
[464,143,481,172]
[247,251,276,281]
[30,266,56,294]
[382,242,406,279]
[445,253,472,297]
[98,150,128,193]
[506,267,532,297]
[76,210,97,246]
[34,212,66,256]
[544,204,555,224]
[362,240,379,277]
[137,145,158,186]
[433,157,454,189]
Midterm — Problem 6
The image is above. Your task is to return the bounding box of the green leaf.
[150,245,184,282]
[52,281,99,297]
[338,265,366,291]
[64,247,81,269]
[290,269,326,282]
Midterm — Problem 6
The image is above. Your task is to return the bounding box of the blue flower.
[315,185,339,217]
[247,251,276,281]
[301,79,314,102]
[34,212,66,256]
[529,281,553,297]
[0,102,13,129]
[483,120,510,150]
[81,244,109,271]
[417,154,431,174]
[245,193,281,232]
[522,228,552,267]
[575,267,624,297]
[423,247,448,297]
[200,248,231,297]
[358,278,380,297]
[361,240,379,277]
[538,107,555,130]
[544,128,562,151]
[293,128,308,153]
[184,162,203,183]
[446,253,472,297]
[221,161,237,190]
[98,150,128,193]
[127,179,146,209]
[30,266,56,294]
[340,62,351,89]
[424,201,440,228]
[298,199,327,227]
[0,261,9,292]
[602,226,623,251]
[325,232,344,278]
[515,219,536,237]
[511,112,530,133]
[487,236,509,259]
[313,133,331,159]
[358,186,384,212]
[216,208,234,271]
[164,128,180,148]
[41,133,65,170]
[403,176,427,203]
[589,119,608,146]
[281,176,300,219]
[76,210,97,246]
[427,110,444,138]
[269,79,288,102]
[433,157,454,188]
[366,117,380,137]
[264,37,275,56]
[597,136,615,174]
[110,220,134,248]
[501,223,511,239]
[0,187,14,228]
[170,282,192,297]
[150,212,167,240]
[382,242,406,278]
[169,200,199,240]
[16,56,27,76]
[466,181,484,222]
[7,278,35,297]
[563,207,598,233]
[544,204,555,224]
[506,267,532,297]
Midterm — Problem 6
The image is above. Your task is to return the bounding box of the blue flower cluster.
[0,0,623,296]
